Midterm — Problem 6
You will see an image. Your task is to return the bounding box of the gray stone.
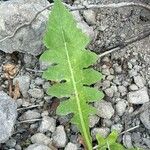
[43,82,51,92]
[91,127,110,140]
[102,68,110,76]
[23,54,37,68]
[134,75,145,88]
[102,119,113,128]
[131,132,141,143]
[25,144,51,150]
[19,110,41,120]
[116,100,127,116]
[0,0,50,56]
[16,99,23,108]
[140,109,150,130]
[52,125,67,148]
[5,138,16,148]
[35,77,44,86]
[83,10,96,25]
[111,124,123,133]
[89,115,100,128]
[39,116,56,133]
[0,91,17,143]
[129,84,139,91]
[15,144,22,150]
[28,88,44,99]
[127,87,149,104]
[106,75,114,81]
[65,142,78,150]
[123,134,133,149]
[94,101,114,119]
[102,80,111,90]
[143,138,150,148]
[77,21,95,39]
[14,75,30,97]
[72,10,95,39]
[118,86,127,96]
[114,65,122,74]
[104,87,114,97]
[31,133,52,146]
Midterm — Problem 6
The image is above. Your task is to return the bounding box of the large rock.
[0,0,95,56]
[0,91,17,143]
[0,0,50,56]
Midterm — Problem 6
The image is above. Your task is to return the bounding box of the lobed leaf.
[40,0,104,149]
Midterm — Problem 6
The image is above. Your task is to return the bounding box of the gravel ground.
[0,0,150,149]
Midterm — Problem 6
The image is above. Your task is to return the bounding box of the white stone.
[39,116,56,133]
[52,126,67,148]
[25,144,52,150]
[83,10,96,25]
[89,115,100,128]
[65,142,78,150]
[94,101,114,119]
[116,100,127,116]
[127,87,149,104]
[134,75,145,88]
[91,127,110,140]
[31,133,52,146]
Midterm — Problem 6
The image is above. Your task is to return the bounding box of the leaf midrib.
[56,2,92,149]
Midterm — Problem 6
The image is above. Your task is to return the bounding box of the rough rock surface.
[0,91,17,143]
[127,87,149,104]
[25,143,52,150]
[0,0,49,55]
[0,0,94,56]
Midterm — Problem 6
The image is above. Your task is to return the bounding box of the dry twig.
[99,28,150,58]
[17,104,41,111]
[120,125,140,135]
[18,118,42,124]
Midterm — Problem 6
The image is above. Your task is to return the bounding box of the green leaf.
[106,130,119,145]
[110,143,125,150]
[96,131,126,150]
[40,0,104,149]
[96,134,106,148]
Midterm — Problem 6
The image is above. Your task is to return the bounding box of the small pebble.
[19,110,41,121]
[102,68,110,76]
[52,125,67,148]
[28,88,44,99]
[94,101,114,119]
[134,75,145,88]
[102,80,111,89]
[111,124,123,133]
[129,84,139,91]
[123,134,133,149]
[91,127,110,140]
[83,10,96,25]
[104,87,114,97]
[31,133,52,146]
[127,87,149,104]
[25,143,51,150]
[116,100,127,116]
[65,142,78,150]
[118,86,127,96]
[39,116,56,133]
[89,115,100,128]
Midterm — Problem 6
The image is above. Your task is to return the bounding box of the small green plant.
[96,131,125,150]
[40,0,104,149]
[40,0,140,150]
